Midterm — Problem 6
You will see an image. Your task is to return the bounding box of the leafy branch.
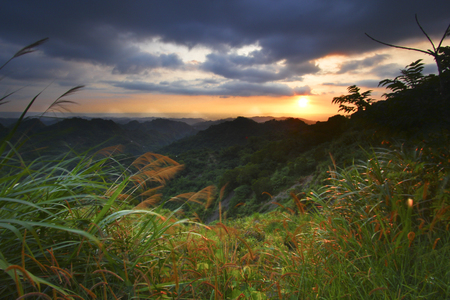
[331,85,375,114]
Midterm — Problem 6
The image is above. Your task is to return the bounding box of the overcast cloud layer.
[1,0,449,104]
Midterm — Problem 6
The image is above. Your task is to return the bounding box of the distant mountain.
[107,117,206,126]
[6,117,198,156]
[1,115,318,129]
[0,122,8,139]
[190,116,316,132]
[121,118,197,147]
[250,116,317,125]
[2,115,318,157]
[161,117,309,155]
[16,118,47,134]
[0,118,20,127]
[167,118,206,126]
[191,118,234,131]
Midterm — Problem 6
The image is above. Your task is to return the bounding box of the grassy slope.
[2,121,449,299]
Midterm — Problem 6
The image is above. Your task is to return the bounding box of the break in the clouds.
[0,0,449,102]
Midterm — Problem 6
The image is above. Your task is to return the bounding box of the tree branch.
[364,33,430,56]
[437,23,450,50]
[415,14,436,52]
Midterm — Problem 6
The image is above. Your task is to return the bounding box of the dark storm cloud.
[1,0,449,96]
[113,53,184,74]
[0,50,84,83]
[3,1,448,62]
[110,79,303,97]
[200,52,320,83]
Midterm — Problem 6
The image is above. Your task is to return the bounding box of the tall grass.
[162,142,450,299]
[0,140,195,298]
[0,40,192,298]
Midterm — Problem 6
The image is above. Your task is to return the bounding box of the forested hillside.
[0,117,198,156]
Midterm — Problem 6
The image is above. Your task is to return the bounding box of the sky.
[0,1,449,121]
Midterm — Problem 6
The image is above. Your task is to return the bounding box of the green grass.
[2,118,450,299]
[0,142,191,298]
[163,142,449,299]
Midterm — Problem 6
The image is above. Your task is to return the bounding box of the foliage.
[379,59,427,97]
[163,142,450,299]
[331,85,375,114]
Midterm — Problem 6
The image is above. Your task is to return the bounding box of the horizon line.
[0,111,334,122]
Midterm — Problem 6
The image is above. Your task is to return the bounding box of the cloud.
[2,1,448,68]
[200,52,320,83]
[337,54,389,74]
[293,86,313,95]
[322,80,382,88]
[322,82,353,87]
[109,79,301,97]
[370,63,404,79]
[112,53,184,74]
[0,0,449,99]
[354,79,384,88]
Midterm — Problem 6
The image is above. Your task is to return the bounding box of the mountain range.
[0,115,317,156]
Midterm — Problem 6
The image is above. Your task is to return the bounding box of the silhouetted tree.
[366,14,450,95]
[378,59,426,99]
[331,85,375,114]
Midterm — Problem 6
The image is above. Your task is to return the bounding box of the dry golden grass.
[94,144,125,157]
[170,185,216,209]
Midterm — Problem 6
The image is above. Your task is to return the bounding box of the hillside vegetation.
[1,40,450,298]
[0,117,198,157]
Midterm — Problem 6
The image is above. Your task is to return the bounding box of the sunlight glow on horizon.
[38,93,337,121]
[297,97,309,108]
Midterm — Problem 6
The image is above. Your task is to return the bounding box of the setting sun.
[297,97,309,108]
